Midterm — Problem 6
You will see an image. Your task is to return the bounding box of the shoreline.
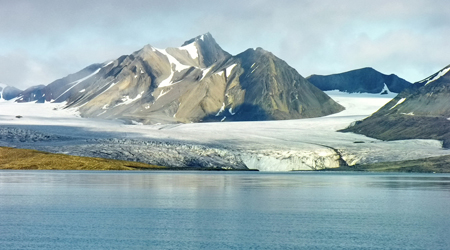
[2,146,450,173]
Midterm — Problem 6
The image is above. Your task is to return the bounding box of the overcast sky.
[1,0,449,90]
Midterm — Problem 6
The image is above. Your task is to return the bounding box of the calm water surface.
[1,171,449,250]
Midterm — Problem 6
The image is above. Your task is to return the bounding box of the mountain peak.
[181,32,213,47]
[180,33,230,68]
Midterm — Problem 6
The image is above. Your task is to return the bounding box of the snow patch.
[158,72,174,88]
[156,89,170,100]
[379,83,392,94]
[201,67,213,80]
[155,48,191,87]
[55,68,101,100]
[216,103,225,116]
[97,81,117,97]
[226,64,237,78]
[221,116,226,122]
[103,61,114,67]
[401,112,414,116]
[229,107,236,115]
[97,110,107,116]
[131,120,144,126]
[425,66,450,85]
[115,93,143,107]
[179,42,199,60]
[390,98,406,110]
[79,89,86,93]
[155,48,190,72]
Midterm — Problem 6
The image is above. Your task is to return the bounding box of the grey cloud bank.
[1,0,449,89]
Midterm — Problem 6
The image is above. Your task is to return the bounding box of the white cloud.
[1,0,449,88]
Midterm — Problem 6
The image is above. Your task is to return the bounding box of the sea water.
[1,171,449,249]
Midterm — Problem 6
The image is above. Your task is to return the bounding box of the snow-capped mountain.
[0,83,22,101]
[14,33,344,124]
[342,64,450,147]
[307,67,411,94]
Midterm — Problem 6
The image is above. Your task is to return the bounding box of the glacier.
[1,91,449,170]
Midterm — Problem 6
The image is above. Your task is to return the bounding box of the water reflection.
[1,171,450,249]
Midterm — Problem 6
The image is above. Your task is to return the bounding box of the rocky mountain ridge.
[12,33,344,124]
[342,64,450,147]
[307,67,411,94]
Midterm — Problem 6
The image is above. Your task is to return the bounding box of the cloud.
[1,0,450,88]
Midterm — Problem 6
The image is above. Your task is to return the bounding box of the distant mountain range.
[9,33,345,124]
[342,65,450,147]
[307,67,411,94]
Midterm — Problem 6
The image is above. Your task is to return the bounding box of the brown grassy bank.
[0,147,165,170]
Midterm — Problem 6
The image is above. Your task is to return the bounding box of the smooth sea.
[1,171,449,250]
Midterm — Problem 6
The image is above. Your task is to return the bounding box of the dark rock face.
[307,67,411,94]
[11,33,344,124]
[0,85,22,100]
[207,48,344,121]
[342,65,450,147]
[15,85,46,102]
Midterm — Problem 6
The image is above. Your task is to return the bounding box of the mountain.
[342,65,450,147]
[0,84,22,101]
[16,63,104,103]
[307,67,411,94]
[14,33,344,123]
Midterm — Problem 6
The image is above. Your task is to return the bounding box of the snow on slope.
[425,66,450,85]
[155,48,191,88]
[179,42,199,60]
[390,98,406,110]
[55,68,102,100]
[1,91,449,170]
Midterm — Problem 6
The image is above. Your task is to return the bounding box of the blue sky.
[1,0,449,89]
